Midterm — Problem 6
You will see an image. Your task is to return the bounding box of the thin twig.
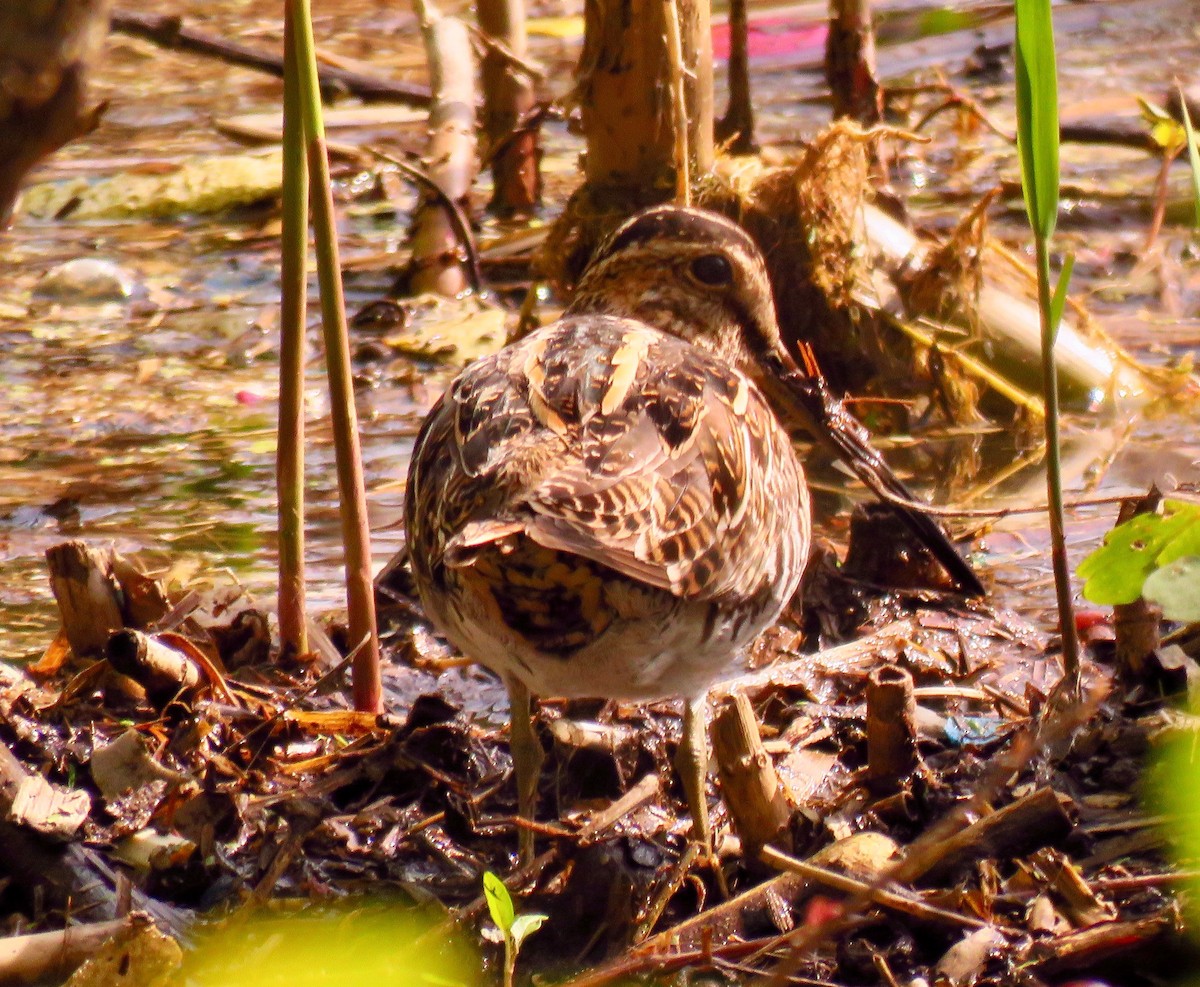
[467,22,545,82]
[909,92,1015,143]
[664,0,690,205]
[368,146,483,294]
[110,10,433,105]
[831,488,1147,521]
[760,687,1100,985]
[758,845,1006,933]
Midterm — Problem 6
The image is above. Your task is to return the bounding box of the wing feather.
[517,325,805,603]
[407,316,807,608]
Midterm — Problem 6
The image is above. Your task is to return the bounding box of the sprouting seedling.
[482,871,547,987]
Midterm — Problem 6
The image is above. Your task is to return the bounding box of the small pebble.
[34,258,135,303]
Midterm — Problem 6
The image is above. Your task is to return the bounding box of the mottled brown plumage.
[404,206,976,862]
[408,315,808,703]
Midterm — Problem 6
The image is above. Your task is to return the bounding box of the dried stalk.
[825,0,882,125]
[712,692,791,854]
[716,0,756,153]
[105,629,201,705]
[1112,490,1163,678]
[407,4,479,296]
[478,0,539,214]
[0,915,137,985]
[664,0,690,205]
[46,541,125,657]
[898,787,1075,885]
[758,845,1000,932]
[577,0,712,194]
[865,664,919,792]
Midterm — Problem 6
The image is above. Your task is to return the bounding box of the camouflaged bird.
[405,205,976,863]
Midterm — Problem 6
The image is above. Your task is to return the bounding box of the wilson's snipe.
[405,206,978,862]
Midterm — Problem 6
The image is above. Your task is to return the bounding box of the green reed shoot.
[1014,0,1079,688]
[276,3,309,658]
[285,0,382,709]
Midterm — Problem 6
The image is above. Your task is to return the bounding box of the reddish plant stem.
[287,0,382,711]
[478,0,539,214]
[276,1,308,658]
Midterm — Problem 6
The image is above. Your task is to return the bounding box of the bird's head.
[568,205,810,417]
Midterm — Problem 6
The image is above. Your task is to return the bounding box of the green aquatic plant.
[1079,499,1200,621]
[483,871,547,987]
[1014,0,1079,688]
[276,1,309,659]
[282,0,382,708]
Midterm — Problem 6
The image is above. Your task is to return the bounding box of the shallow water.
[1,0,1198,663]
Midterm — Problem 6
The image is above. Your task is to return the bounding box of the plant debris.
[0,538,1190,984]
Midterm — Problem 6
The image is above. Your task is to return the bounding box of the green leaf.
[1143,556,1200,621]
[1014,0,1061,240]
[1177,85,1200,230]
[1048,252,1074,346]
[482,871,514,934]
[1138,96,1174,124]
[1078,500,1200,604]
[508,913,547,949]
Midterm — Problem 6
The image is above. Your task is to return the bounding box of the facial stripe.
[589,206,761,272]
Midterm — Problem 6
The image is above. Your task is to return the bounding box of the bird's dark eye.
[689,253,734,287]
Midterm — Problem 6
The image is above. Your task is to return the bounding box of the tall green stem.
[1035,238,1079,688]
[276,2,308,658]
[1014,0,1078,693]
[287,0,382,711]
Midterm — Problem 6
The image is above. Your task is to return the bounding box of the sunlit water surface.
[1,0,1198,666]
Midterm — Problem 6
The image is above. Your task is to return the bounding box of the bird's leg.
[505,675,544,867]
[676,695,712,858]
